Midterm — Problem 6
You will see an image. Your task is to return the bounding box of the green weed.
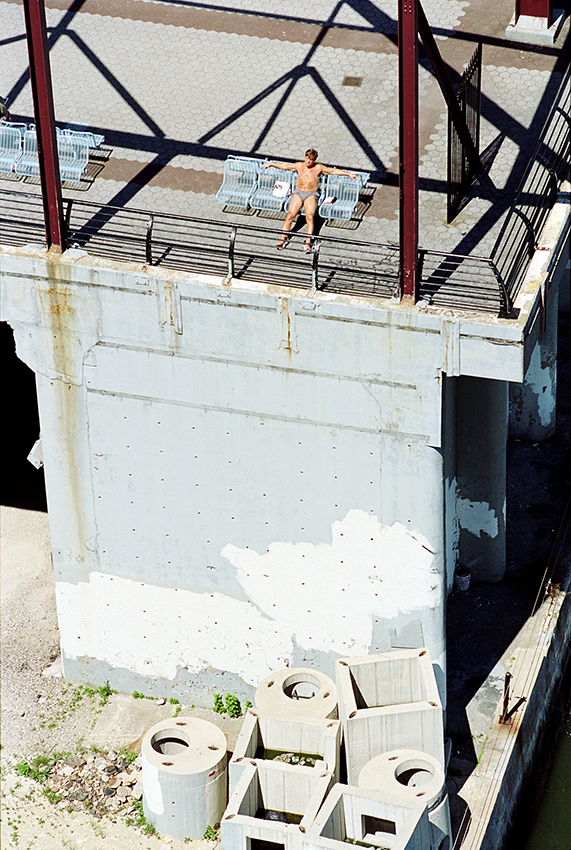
[118,748,137,766]
[224,693,242,718]
[204,824,219,841]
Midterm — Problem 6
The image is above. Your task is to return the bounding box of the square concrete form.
[221,760,334,850]
[336,650,444,783]
[301,783,434,850]
[230,710,341,794]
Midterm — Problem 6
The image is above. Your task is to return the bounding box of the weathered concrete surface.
[301,783,434,850]
[0,194,564,709]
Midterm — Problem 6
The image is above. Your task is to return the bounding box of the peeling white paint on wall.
[524,340,556,427]
[56,574,291,686]
[457,498,500,539]
[56,511,440,686]
[223,510,440,658]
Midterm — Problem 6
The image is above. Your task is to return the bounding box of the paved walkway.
[0,0,568,254]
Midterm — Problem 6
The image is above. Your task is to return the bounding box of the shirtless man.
[263,149,356,251]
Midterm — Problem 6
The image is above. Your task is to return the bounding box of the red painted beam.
[399,0,419,303]
[516,0,553,25]
[23,0,65,250]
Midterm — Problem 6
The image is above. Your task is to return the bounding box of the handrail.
[492,68,570,306]
[0,186,511,315]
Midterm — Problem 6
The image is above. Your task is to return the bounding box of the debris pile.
[43,751,143,818]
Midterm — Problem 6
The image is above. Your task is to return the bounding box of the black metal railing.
[447,42,482,223]
[0,188,509,314]
[492,68,570,309]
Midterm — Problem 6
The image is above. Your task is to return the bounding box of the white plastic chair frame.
[216,155,261,209]
[0,123,25,173]
[249,164,298,212]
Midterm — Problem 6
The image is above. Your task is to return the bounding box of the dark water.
[521,712,571,850]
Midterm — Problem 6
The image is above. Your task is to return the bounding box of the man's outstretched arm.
[263,161,299,170]
[321,166,357,179]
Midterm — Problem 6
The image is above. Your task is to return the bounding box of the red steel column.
[516,0,552,25]
[399,0,419,303]
[23,0,65,250]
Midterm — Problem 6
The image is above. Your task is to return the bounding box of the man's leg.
[276,194,303,247]
[303,195,318,249]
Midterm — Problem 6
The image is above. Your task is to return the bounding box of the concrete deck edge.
[455,558,571,849]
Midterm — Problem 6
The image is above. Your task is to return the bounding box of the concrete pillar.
[456,377,508,583]
[379,435,448,703]
[509,272,559,441]
[442,374,459,593]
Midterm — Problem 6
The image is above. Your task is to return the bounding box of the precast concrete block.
[255,668,338,719]
[230,710,341,793]
[335,650,444,782]
[300,783,436,850]
[142,717,227,841]
[221,760,334,850]
[359,750,451,848]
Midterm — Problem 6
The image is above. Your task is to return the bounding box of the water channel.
[520,710,571,850]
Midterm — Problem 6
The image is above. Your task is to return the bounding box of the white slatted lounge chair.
[62,128,104,148]
[216,156,261,209]
[57,134,89,182]
[319,173,361,222]
[0,123,24,173]
[14,130,40,177]
[249,165,297,212]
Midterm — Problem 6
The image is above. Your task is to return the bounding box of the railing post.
[146,214,154,265]
[499,671,512,723]
[490,260,512,316]
[23,0,65,251]
[64,199,73,242]
[227,226,237,281]
[309,239,321,296]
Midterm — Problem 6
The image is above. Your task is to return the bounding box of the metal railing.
[492,68,570,309]
[0,188,510,314]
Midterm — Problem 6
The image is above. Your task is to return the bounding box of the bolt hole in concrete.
[282,673,321,700]
[151,729,190,755]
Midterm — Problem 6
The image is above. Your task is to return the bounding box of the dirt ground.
[0,507,243,850]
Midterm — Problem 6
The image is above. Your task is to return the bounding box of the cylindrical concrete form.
[358,749,451,847]
[255,668,338,718]
[142,717,227,841]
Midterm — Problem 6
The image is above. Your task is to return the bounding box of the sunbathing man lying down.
[263,149,356,252]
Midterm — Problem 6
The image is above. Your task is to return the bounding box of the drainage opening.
[151,729,190,755]
[342,76,363,87]
[282,673,321,700]
[395,761,434,788]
